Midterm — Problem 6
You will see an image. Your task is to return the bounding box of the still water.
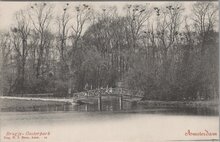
[1,97,218,115]
[0,97,219,142]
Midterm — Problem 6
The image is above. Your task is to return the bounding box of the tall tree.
[29,3,54,78]
[10,9,30,94]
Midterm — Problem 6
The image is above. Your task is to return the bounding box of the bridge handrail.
[73,87,144,98]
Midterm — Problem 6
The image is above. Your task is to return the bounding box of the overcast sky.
[0,2,217,31]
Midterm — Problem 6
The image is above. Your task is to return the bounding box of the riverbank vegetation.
[0,2,218,101]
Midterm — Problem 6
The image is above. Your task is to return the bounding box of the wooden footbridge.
[72,87,144,110]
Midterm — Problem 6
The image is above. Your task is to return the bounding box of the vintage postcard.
[0,1,219,142]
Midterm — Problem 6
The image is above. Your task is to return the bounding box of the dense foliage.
[0,2,218,101]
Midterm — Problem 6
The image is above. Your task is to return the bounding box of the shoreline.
[0,97,73,111]
[0,96,219,112]
[138,100,219,108]
[0,96,74,104]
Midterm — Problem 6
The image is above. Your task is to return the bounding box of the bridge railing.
[72,88,144,98]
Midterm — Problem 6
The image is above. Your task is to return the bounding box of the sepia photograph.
[0,1,219,142]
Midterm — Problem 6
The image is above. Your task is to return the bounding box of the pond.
[0,97,219,142]
[0,97,218,116]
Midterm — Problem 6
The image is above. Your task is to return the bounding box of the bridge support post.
[98,95,102,111]
[119,95,123,110]
[85,104,88,112]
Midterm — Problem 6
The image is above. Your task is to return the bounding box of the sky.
[0,1,217,31]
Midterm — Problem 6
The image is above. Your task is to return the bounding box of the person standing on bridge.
[84,83,89,96]
[84,83,89,91]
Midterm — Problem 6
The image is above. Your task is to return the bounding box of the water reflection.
[0,97,218,116]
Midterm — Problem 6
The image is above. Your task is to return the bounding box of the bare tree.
[68,4,93,92]
[10,9,30,94]
[191,2,219,99]
[125,4,152,50]
[28,3,54,78]
[71,4,92,50]
[192,2,218,55]
[0,32,13,95]
[56,3,71,63]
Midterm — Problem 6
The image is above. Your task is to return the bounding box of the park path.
[0,96,74,104]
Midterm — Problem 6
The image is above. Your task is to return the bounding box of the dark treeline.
[0,2,218,101]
